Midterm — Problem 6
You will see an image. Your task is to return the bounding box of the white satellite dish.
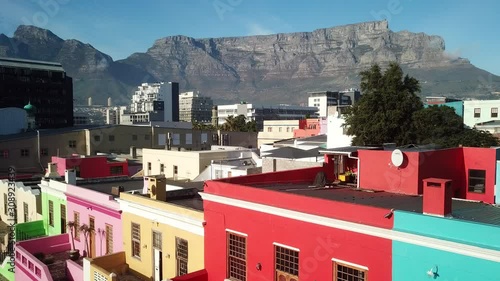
[391,149,404,167]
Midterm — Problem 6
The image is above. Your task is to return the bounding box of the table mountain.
[1,20,499,105]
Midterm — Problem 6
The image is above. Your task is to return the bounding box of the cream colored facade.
[143,148,256,180]
[0,180,42,224]
[118,190,203,280]
[257,120,299,148]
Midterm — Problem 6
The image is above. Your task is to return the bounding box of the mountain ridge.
[1,21,499,106]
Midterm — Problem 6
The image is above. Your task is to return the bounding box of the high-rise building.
[308,89,361,118]
[179,91,213,123]
[128,82,179,123]
[0,57,74,128]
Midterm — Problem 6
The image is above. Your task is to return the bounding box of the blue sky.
[0,0,499,75]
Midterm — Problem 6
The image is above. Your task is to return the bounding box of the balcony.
[15,234,83,281]
[87,252,143,281]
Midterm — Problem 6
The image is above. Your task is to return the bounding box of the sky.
[0,0,499,75]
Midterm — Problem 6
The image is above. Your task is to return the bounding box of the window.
[23,202,29,222]
[176,237,188,276]
[492,108,498,118]
[227,232,247,281]
[21,149,29,157]
[40,148,48,156]
[474,108,481,118]
[333,260,367,281]
[69,140,77,148]
[153,231,162,250]
[132,223,141,258]
[286,127,290,133]
[49,200,54,227]
[160,164,164,174]
[74,212,80,241]
[186,133,192,145]
[110,166,124,175]
[61,205,66,233]
[106,224,113,254]
[108,135,115,142]
[145,134,150,141]
[132,134,137,141]
[147,162,151,172]
[94,135,101,142]
[279,127,282,132]
[267,127,272,132]
[468,169,486,193]
[1,149,8,158]
[3,194,7,215]
[275,245,299,280]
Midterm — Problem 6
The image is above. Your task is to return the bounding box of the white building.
[463,100,500,128]
[326,106,353,148]
[257,120,299,148]
[216,103,318,130]
[128,82,180,123]
[106,106,127,125]
[179,91,213,123]
[308,89,361,117]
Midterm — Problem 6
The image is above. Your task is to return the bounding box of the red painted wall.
[358,150,421,195]
[172,269,207,281]
[204,200,392,281]
[358,148,496,203]
[51,156,128,178]
[294,119,321,138]
[463,147,496,203]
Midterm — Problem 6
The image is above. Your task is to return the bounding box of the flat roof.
[0,57,65,72]
[274,134,327,146]
[78,178,144,197]
[320,146,381,155]
[246,183,500,226]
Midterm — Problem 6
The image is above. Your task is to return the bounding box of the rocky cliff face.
[1,21,498,105]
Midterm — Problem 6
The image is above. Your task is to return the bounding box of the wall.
[119,193,204,280]
[0,256,14,281]
[393,211,500,281]
[66,188,122,259]
[204,200,392,281]
[172,269,207,281]
[326,114,352,149]
[359,150,422,195]
[462,147,496,203]
[419,148,465,196]
[15,185,43,223]
[16,220,45,241]
[88,252,128,281]
[41,186,66,236]
[52,156,128,179]
[261,158,323,173]
[293,118,321,138]
[66,259,83,281]
[496,161,500,204]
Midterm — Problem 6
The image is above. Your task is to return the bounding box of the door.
[154,248,163,281]
[60,205,66,233]
[89,216,95,258]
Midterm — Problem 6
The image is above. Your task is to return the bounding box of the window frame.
[48,200,54,227]
[468,169,486,193]
[332,259,368,281]
[74,212,80,241]
[131,223,141,259]
[227,232,247,281]
[105,224,113,255]
[176,237,189,276]
[492,107,498,118]
[474,108,481,118]
[274,244,299,279]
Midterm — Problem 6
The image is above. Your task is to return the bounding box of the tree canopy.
[344,62,499,148]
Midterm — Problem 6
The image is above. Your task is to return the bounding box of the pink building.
[65,182,133,259]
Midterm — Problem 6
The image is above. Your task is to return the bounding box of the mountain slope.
[1,21,499,105]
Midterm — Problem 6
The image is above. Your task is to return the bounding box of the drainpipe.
[348,152,360,189]
[37,130,44,172]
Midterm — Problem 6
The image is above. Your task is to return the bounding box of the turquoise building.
[424,101,464,118]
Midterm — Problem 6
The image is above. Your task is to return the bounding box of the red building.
[50,155,129,178]
[293,118,322,138]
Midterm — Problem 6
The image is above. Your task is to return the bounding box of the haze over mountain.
[1,20,499,106]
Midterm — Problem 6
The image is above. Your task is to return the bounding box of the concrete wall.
[261,158,323,173]
[326,114,352,148]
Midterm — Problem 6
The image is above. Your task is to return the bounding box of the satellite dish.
[391,149,404,167]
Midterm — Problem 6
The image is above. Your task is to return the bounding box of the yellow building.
[85,176,205,281]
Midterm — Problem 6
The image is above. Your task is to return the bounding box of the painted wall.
[359,150,422,194]
[424,101,464,118]
[0,180,42,224]
[359,148,497,203]
[204,199,392,281]
[294,118,321,138]
[496,161,500,204]
[326,114,352,149]
[51,156,128,178]
[16,220,45,241]
[41,189,66,236]
[120,193,205,280]
[463,100,500,128]
[66,185,123,259]
[0,257,14,281]
[172,269,207,281]
[393,211,500,281]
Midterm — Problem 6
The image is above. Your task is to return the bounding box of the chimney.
[65,169,76,185]
[111,186,124,196]
[423,178,453,217]
[44,163,61,179]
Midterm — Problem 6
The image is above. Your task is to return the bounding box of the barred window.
[153,231,162,250]
[227,233,247,281]
[132,223,141,258]
[176,237,188,276]
[275,245,299,277]
[333,261,367,281]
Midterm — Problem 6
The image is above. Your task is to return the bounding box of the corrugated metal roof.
[0,57,65,72]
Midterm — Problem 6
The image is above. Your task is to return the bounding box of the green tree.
[449,128,499,148]
[344,63,422,145]
[413,105,464,146]
[220,115,257,132]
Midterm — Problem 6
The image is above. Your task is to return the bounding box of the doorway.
[153,231,163,281]
[60,205,66,233]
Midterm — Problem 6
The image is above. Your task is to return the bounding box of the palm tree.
[79,224,92,257]
[66,221,80,260]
